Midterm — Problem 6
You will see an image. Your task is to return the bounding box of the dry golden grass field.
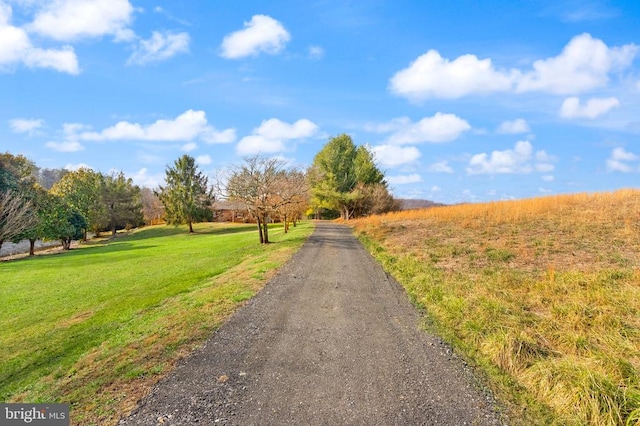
[352,190,640,426]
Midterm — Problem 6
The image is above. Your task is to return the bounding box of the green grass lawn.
[0,221,314,425]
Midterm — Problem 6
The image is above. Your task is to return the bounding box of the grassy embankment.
[353,190,640,426]
[0,221,314,425]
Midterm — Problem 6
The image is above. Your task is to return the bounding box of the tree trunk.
[0,239,3,253]
[283,214,288,233]
[342,206,350,221]
[29,239,36,256]
[111,224,116,236]
[262,214,269,244]
[256,216,264,244]
[62,238,71,250]
[189,220,194,233]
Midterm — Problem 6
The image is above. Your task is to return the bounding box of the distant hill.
[397,199,445,210]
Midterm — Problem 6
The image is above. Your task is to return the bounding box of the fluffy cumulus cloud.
[0,3,79,74]
[366,114,471,144]
[127,31,190,65]
[196,154,212,166]
[516,33,638,94]
[387,174,423,185]
[236,118,318,155]
[9,118,44,135]
[1,0,190,72]
[497,118,530,134]
[559,96,620,119]
[220,15,290,59]
[606,147,639,172]
[27,0,135,42]
[389,50,515,100]
[390,33,638,100]
[466,141,556,175]
[387,114,471,144]
[371,145,421,167]
[79,110,236,144]
[181,142,197,152]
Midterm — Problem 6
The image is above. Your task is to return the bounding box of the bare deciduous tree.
[227,156,289,244]
[277,169,309,233]
[0,191,37,252]
[141,187,165,225]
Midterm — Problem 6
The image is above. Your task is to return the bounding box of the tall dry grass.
[354,189,640,425]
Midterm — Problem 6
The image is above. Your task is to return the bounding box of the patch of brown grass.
[354,190,640,425]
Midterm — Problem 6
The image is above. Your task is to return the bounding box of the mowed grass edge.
[0,221,314,425]
[353,190,640,426]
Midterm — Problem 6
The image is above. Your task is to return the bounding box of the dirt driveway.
[121,222,503,425]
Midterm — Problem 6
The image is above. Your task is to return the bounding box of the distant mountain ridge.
[397,199,445,210]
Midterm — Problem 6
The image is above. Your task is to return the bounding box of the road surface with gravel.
[121,222,503,425]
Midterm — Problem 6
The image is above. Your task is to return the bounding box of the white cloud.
[220,15,290,59]
[27,0,135,42]
[559,96,620,119]
[371,144,421,167]
[202,128,237,144]
[0,5,80,74]
[541,175,555,182]
[127,31,190,65]
[64,162,92,171]
[387,174,422,185]
[46,140,84,152]
[196,154,212,165]
[611,147,638,161]
[390,33,638,100]
[606,147,638,172]
[389,49,515,100]
[9,118,44,135]
[536,163,555,173]
[467,141,556,175]
[516,33,638,94]
[606,159,633,173]
[236,135,285,155]
[79,110,235,144]
[431,186,442,192]
[236,118,319,155]
[308,45,324,60]
[497,118,530,134]
[45,122,88,151]
[366,114,470,144]
[427,161,454,173]
[181,142,197,152]
[386,113,471,144]
[129,167,164,188]
[252,118,318,140]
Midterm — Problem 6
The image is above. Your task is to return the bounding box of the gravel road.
[121,222,503,425]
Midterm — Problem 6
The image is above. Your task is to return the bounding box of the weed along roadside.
[352,190,640,426]
[0,221,314,425]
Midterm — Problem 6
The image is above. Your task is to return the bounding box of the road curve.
[121,222,503,425]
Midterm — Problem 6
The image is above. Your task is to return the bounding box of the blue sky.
[1,0,639,204]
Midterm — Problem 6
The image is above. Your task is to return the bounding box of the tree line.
[0,153,143,254]
[0,134,400,251]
